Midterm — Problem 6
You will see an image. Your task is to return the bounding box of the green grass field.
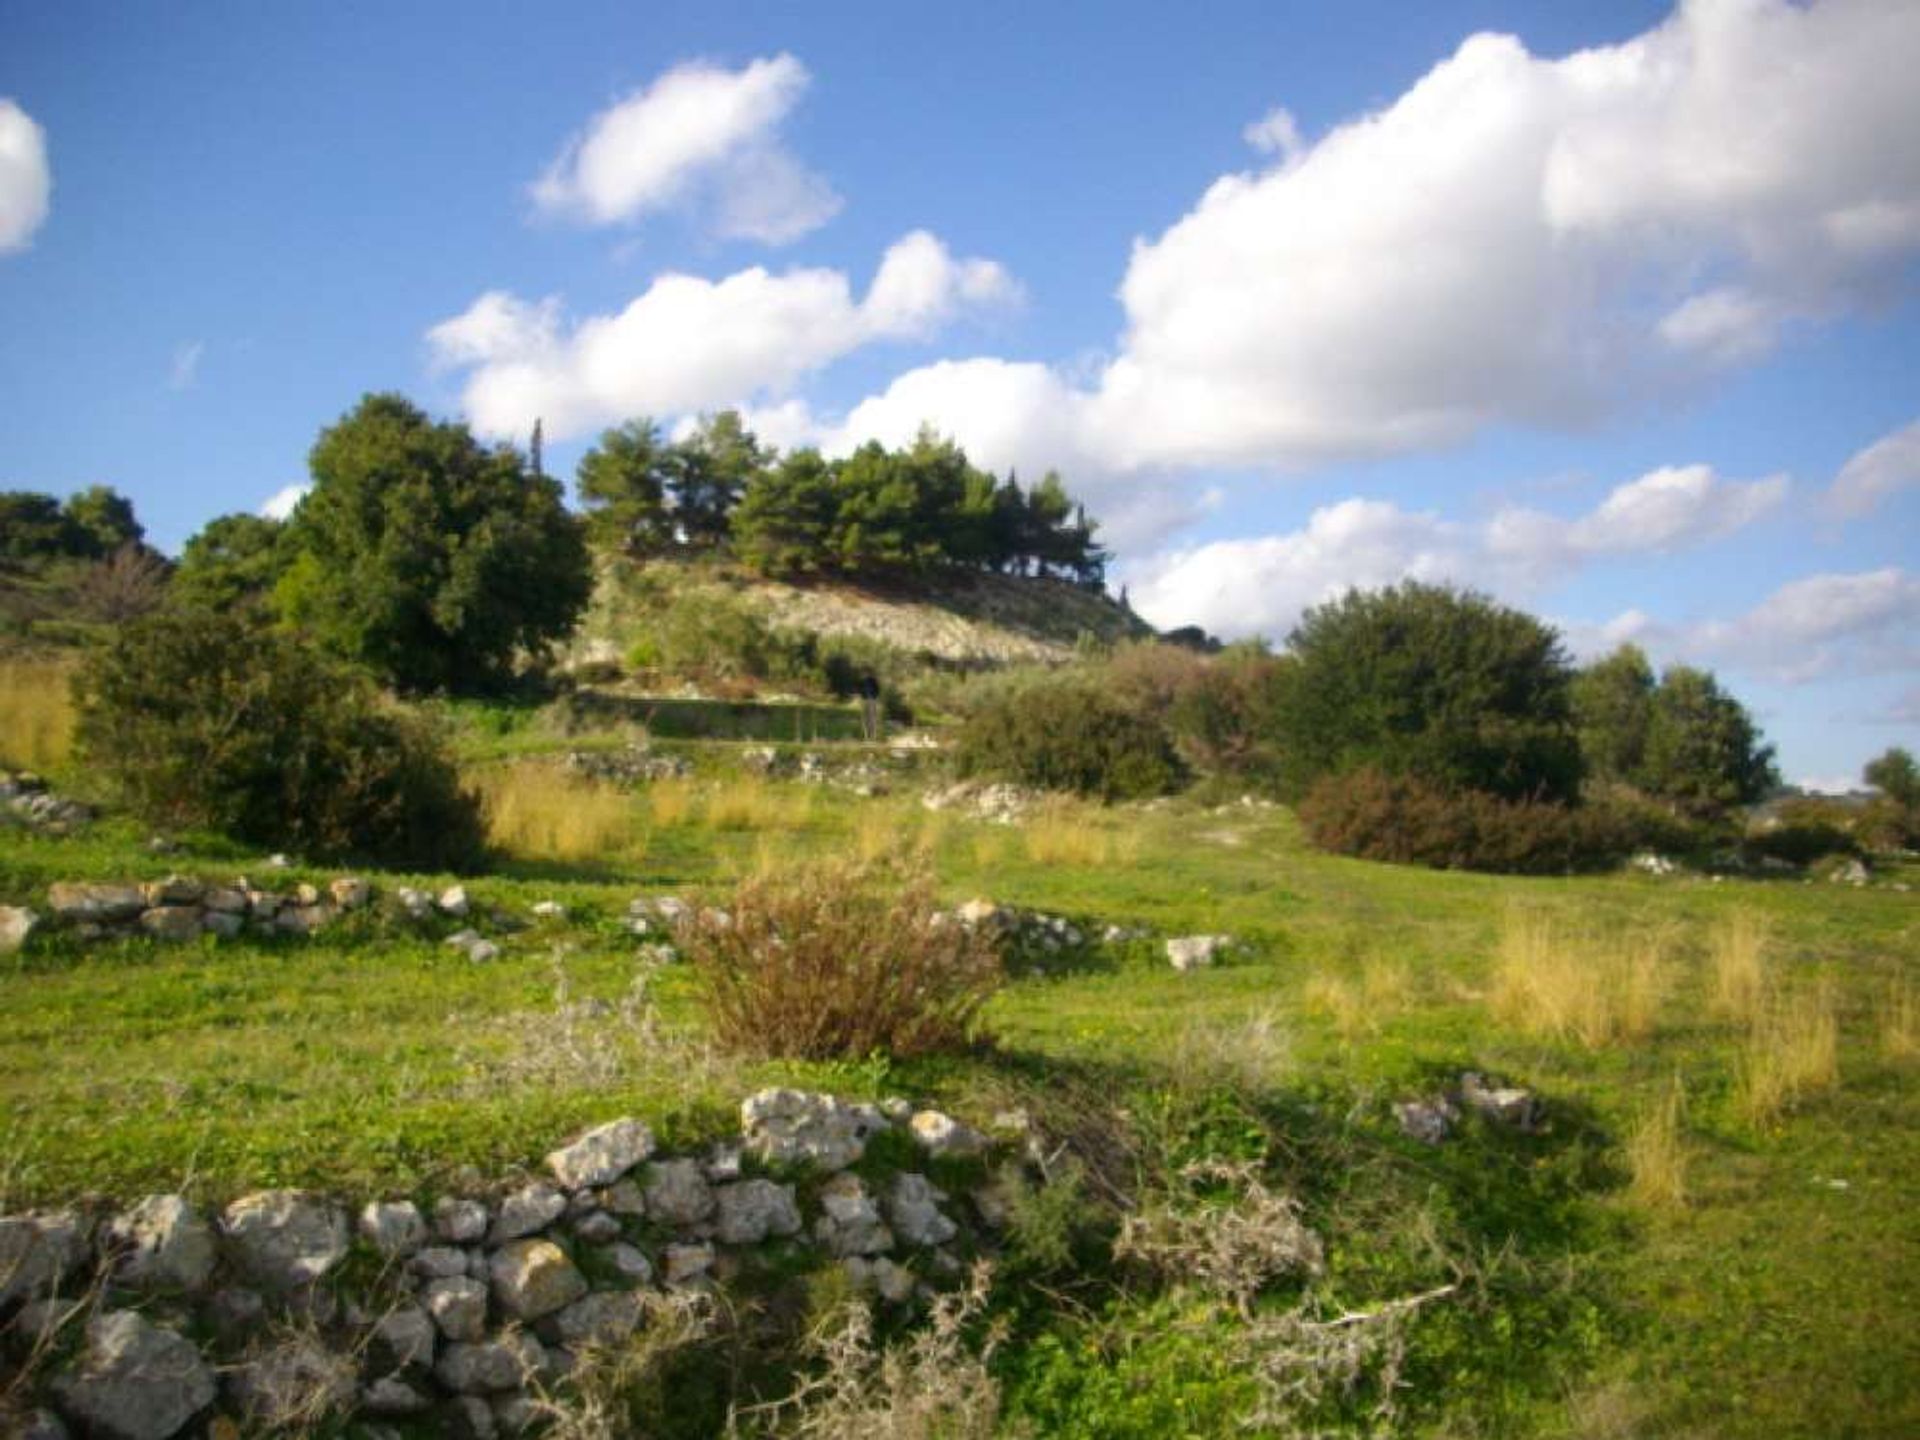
[1,754,1915,1436]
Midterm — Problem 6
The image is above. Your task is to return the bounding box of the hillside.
[569,556,1157,673]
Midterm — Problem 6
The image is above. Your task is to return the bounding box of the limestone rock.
[221,1191,348,1291]
[1166,934,1232,972]
[598,1242,653,1285]
[572,1212,621,1245]
[411,1245,472,1279]
[202,887,248,914]
[329,876,371,910]
[489,1183,566,1244]
[885,1174,957,1248]
[0,905,38,953]
[370,1305,437,1372]
[143,876,204,906]
[1458,1073,1541,1131]
[138,907,203,942]
[47,882,146,923]
[601,1180,646,1216]
[438,885,471,918]
[202,1287,264,1347]
[546,1290,644,1348]
[358,1200,428,1259]
[0,1210,89,1308]
[712,1179,801,1246]
[447,1393,499,1439]
[422,1276,489,1342]
[842,1256,916,1303]
[662,1242,715,1285]
[643,1158,715,1228]
[546,1118,655,1191]
[1393,1098,1459,1146]
[434,1197,490,1243]
[489,1239,587,1321]
[740,1089,880,1171]
[813,1174,891,1257]
[201,912,244,939]
[105,1195,216,1292]
[361,1376,433,1417]
[51,1310,216,1440]
[435,1332,544,1395]
[274,905,330,936]
[908,1110,988,1159]
[493,1393,541,1436]
[227,1336,355,1430]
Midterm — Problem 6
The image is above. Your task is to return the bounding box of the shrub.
[957,677,1183,800]
[680,859,1001,1060]
[1297,767,1631,874]
[75,608,485,869]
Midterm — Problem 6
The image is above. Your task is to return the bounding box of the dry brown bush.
[682,859,1002,1060]
[1115,1161,1325,1316]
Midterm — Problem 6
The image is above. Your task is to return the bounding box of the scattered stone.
[370,1306,437,1372]
[438,885,471,918]
[1458,1073,1542,1131]
[46,882,146,923]
[228,1335,356,1430]
[1,905,41,953]
[394,887,432,920]
[1828,857,1871,887]
[662,1242,715,1286]
[908,1110,988,1159]
[329,876,371,910]
[546,1290,644,1349]
[599,1243,653,1285]
[0,1210,89,1308]
[361,1376,433,1417]
[434,1333,543,1395]
[1165,934,1232,972]
[643,1158,715,1228]
[200,911,244,939]
[572,1211,621,1245]
[704,1143,745,1182]
[274,905,330,936]
[601,1180,645,1217]
[434,1197,490,1244]
[220,1191,348,1291]
[813,1174,891,1257]
[842,1256,916,1303]
[422,1276,489,1342]
[104,1194,216,1292]
[411,1245,472,1280]
[357,1200,427,1259]
[1393,1098,1459,1146]
[1628,852,1677,877]
[488,1183,566,1244]
[546,1117,656,1190]
[489,1240,587,1321]
[467,939,501,964]
[712,1180,802,1246]
[137,906,203,942]
[264,854,291,870]
[885,1174,958,1248]
[741,1089,877,1171]
[530,901,566,921]
[51,1310,216,1440]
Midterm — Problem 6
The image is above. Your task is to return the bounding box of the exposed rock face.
[909,1110,988,1159]
[885,1174,958,1248]
[1166,934,1232,972]
[643,1158,716,1227]
[358,1200,428,1259]
[228,1335,356,1429]
[488,1183,566,1244]
[105,1195,216,1292]
[51,1311,216,1440]
[713,1180,802,1245]
[220,1191,348,1291]
[740,1088,881,1171]
[488,1239,587,1321]
[813,1174,892,1257]
[546,1118,655,1190]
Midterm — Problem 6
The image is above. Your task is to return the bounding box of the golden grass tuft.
[1881,976,1918,1061]
[1709,911,1769,1024]
[1301,958,1411,1039]
[1737,982,1840,1127]
[647,777,697,827]
[704,775,816,831]
[1021,797,1143,867]
[1626,1075,1688,1212]
[0,657,78,771]
[1490,909,1669,1048]
[472,763,643,863]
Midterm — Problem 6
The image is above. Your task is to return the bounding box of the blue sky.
[1,0,1915,787]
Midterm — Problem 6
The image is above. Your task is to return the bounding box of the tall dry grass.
[1626,1075,1688,1212]
[1482,913,1666,1052]
[1490,909,1669,1048]
[704,775,816,832]
[0,657,77,771]
[1737,982,1839,1127]
[1021,798,1142,866]
[647,777,697,827]
[1709,912,1769,1024]
[1881,976,1918,1061]
[472,764,643,863]
[1301,959,1411,1039]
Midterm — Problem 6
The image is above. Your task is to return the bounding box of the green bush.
[957,676,1184,800]
[1297,767,1636,874]
[75,609,485,870]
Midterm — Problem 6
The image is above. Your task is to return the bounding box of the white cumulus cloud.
[1125,464,1786,640]
[531,53,839,244]
[0,99,51,254]
[427,231,1017,442]
[1826,416,1920,519]
[259,483,310,521]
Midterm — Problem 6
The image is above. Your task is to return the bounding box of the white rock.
[410,1245,472,1279]
[104,1195,216,1292]
[438,884,471,917]
[220,1191,348,1291]
[885,1174,958,1248]
[813,1174,892,1257]
[489,1183,566,1243]
[530,901,566,920]
[434,1196,490,1243]
[740,1089,877,1171]
[643,1158,715,1227]
[371,1305,437,1371]
[0,905,39,953]
[467,940,501,963]
[422,1275,489,1341]
[489,1239,587,1321]
[1166,934,1232,972]
[546,1118,656,1190]
[599,1242,653,1284]
[712,1180,801,1245]
[358,1200,428,1259]
[908,1110,988,1159]
[329,876,371,910]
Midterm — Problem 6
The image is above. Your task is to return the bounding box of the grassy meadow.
[1,688,1915,1437]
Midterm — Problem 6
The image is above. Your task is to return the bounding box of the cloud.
[0,99,51,254]
[259,484,309,521]
[531,54,839,244]
[1593,567,1920,684]
[427,231,1017,442]
[1826,416,1920,518]
[169,341,204,392]
[1125,464,1786,639]
[1242,107,1303,160]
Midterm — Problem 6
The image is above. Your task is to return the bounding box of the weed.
[1710,912,1768,1024]
[0,657,76,771]
[1625,1075,1688,1213]
[474,762,642,863]
[707,776,816,832]
[1738,982,1840,1127]
[531,1290,720,1439]
[649,777,698,827]
[1115,1161,1325,1315]
[1491,910,1668,1048]
[1881,976,1918,1060]
[1021,798,1141,867]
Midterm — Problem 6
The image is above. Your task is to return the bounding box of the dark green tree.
[62,486,144,558]
[1863,746,1918,810]
[733,448,840,575]
[1639,664,1777,818]
[577,420,672,555]
[276,393,591,694]
[0,491,77,560]
[669,410,768,547]
[1272,582,1583,803]
[1572,643,1656,786]
[173,513,289,611]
